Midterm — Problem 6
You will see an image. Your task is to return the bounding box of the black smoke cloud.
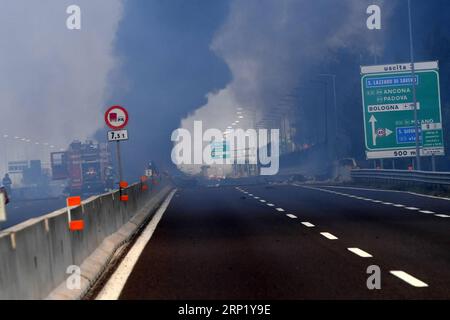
[102,0,231,179]
[104,0,450,178]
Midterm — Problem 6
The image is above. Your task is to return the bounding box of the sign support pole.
[104,105,129,194]
[116,140,123,183]
[408,0,421,171]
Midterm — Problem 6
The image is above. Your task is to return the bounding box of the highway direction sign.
[108,129,128,142]
[105,105,129,130]
[211,141,230,159]
[361,61,444,159]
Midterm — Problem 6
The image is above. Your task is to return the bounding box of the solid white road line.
[435,214,450,218]
[320,232,338,240]
[286,214,297,219]
[347,248,373,258]
[300,185,443,219]
[96,189,177,300]
[301,222,315,227]
[390,271,428,288]
[276,208,285,212]
[267,203,275,207]
[320,185,450,202]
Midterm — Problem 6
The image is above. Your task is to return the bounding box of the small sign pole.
[104,105,129,197]
[116,140,123,183]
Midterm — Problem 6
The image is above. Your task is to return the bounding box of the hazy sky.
[0,0,124,173]
[2,0,450,179]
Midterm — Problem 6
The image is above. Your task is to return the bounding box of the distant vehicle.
[0,186,9,205]
[338,158,359,169]
[146,161,159,178]
[2,174,12,194]
[289,174,309,183]
[334,158,359,182]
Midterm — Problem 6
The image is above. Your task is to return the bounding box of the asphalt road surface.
[108,184,450,299]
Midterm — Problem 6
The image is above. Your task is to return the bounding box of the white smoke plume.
[0,0,124,174]
[179,0,392,175]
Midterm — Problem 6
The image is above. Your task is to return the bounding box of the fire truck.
[51,141,114,195]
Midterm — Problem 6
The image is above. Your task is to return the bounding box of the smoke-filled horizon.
[2,0,450,180]
[178,0,393,175]
[0,0,124,175]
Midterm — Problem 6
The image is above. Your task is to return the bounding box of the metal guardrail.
[351,169,450,186]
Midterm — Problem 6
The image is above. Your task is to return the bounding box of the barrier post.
[66,196,84,231]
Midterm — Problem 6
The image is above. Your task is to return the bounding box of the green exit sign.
[361,61,444,159]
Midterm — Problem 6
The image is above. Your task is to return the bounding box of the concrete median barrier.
[0,177,173,300]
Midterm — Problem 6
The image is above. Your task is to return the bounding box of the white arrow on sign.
[385,128,393,137]
[369,115,377,146]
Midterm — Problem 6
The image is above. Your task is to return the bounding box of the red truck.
[51,141,114,195]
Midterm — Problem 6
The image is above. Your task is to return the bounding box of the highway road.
[97,184,450,299]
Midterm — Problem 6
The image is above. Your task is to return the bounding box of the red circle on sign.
[104,105,129,130]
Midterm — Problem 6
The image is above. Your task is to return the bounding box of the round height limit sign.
[105,106,129,142]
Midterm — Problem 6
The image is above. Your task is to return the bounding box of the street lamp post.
[295,81,329,145]
[408,0,421,171]
[319,74,338,158]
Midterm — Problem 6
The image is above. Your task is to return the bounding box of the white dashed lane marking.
[347,248,373,258]
[267,203,275,207]
[301,222,315,228]
[260,200,266,203]
[286,214,297,219]
[390,271,428,288]
[320,232,338,240]
[435,214,450,218]
[276,208,285,212]
[287,185,437,288]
